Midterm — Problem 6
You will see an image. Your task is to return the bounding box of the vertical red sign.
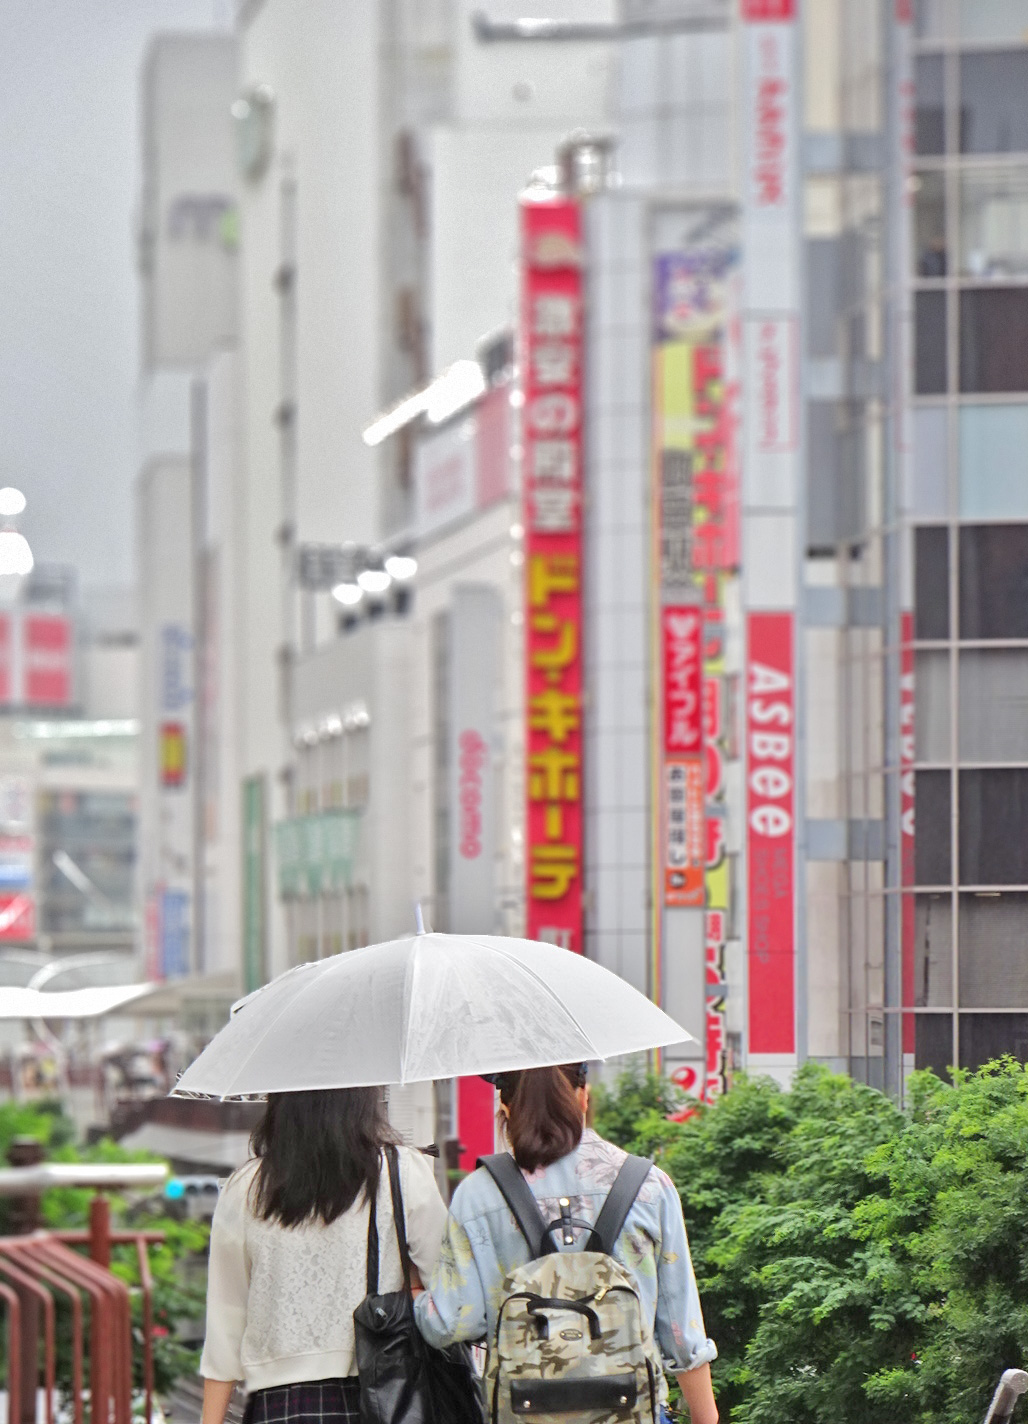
[662,608,705,908]
[900,612,915,1054]
[741,0,795,19]
[522,197,584,953]
[23,615,72,706]
[0,616,11,705]
[746,612,795,1054]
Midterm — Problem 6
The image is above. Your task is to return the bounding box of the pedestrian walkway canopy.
[0,983,159,1019]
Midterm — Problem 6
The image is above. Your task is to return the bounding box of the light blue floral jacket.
[414,1128,717,1380]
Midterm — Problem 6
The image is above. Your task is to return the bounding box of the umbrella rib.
[199,963,333,1097]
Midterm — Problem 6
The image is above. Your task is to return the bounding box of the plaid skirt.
[242,1377,362,1424]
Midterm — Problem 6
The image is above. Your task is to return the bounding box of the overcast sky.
[0,0,229,596]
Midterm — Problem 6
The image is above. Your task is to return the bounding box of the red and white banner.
[0,613,74,709]
[522,197,584,953]
[0,893,34,942]
[746,612,795,1055]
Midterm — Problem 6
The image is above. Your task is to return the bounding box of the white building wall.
[428,0,615,371]
[137,457,194,976]
[140,33,239,371]
[239,0,384,550]
[410,498,523,936]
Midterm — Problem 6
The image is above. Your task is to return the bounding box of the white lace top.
[200,1147,448,1393]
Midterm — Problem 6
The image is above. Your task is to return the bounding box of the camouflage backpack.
[478,1152,661,1424]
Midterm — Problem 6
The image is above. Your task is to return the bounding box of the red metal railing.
[0,1196,164,1424]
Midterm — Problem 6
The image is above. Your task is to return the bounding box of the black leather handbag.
[353,1145,484,1424]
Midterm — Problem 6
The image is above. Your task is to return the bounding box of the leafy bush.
[595,1059,1028,1424]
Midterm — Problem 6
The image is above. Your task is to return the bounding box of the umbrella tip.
[414,903,427,935]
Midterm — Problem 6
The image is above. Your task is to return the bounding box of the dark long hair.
[250,1087,399,1227]
[498,1064,585,1174]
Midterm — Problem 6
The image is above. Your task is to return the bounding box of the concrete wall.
[140,33,239,370]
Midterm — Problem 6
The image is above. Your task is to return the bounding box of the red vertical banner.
[746,612,795,1055]
[522,197,584,953]
[900,612,916,1054]
[662,607,705,908]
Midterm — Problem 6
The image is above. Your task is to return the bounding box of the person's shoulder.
[395,1144,442,1195]
[447,1155,515,1224]
[213,1157,259,1220]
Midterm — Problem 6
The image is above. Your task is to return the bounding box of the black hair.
[250,1086,399,1227]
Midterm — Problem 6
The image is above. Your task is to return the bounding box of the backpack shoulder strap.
[477,1152,555,1258]
[586,1154,653,1255]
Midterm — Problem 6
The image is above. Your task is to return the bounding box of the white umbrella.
[172,931,692,1099]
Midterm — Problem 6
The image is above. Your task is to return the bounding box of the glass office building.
[910,0,1028,1076]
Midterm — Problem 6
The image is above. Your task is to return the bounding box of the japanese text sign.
[522,197,584,953]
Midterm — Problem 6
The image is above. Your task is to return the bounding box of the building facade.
[907,0,1028,1078]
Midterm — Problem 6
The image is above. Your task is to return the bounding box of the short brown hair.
[499,1064,584,1173]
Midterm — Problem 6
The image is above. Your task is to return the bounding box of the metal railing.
[984,1371,1028,1424]
[0,1160,169,1424]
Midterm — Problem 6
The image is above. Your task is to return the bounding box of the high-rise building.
[906,0,1028,1078]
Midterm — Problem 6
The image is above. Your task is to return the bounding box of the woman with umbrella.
[414,1063,719,1424]
[198,1087,447,1424]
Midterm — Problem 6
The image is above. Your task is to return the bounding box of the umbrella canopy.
[172,932,692,1099]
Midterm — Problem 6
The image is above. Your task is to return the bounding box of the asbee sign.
[746,612,795,1055]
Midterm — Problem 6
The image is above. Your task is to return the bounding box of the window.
[959,51,1028,154]
[913,407,948,517]
[959,524,1028,639]
[959,651,1028,761]
[915,0,946,39]
[915,1013,953,1078]
[958,0,1028,43]
[959,406,1028,519]
[915,290,948,394]
[959,1013,1028,1071]
[915,54,945,157]
[915,770,951,884]
[915,171,947,277]
[914,893,953,1006]
[959,768,1028,884]
[915,650,950,761]
[959,893,1028,1006]
[959,166,1028,279]
[959,288,1028,392]
[915,525,949,639]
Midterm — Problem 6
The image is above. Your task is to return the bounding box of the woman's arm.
[413,1204,489,1347]
[651,1172,718,1384]
[199,1174,250,1387]
[677,1363,718,1424]
[201,1379,238,1424]
[401,1147,449,1281]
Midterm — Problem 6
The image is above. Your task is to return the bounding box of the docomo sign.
[746,612,795,1055]
[457,729,487,860]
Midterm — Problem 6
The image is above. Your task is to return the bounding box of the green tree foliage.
[0,1100,208,1396]
[594,1059,1028,1424]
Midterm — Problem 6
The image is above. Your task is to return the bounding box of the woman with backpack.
[414,1063,718,1424]
[199,1087,447,1424]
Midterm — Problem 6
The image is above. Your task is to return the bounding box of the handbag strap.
[384,1143,414,1299]
[366,1191,380,1295]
